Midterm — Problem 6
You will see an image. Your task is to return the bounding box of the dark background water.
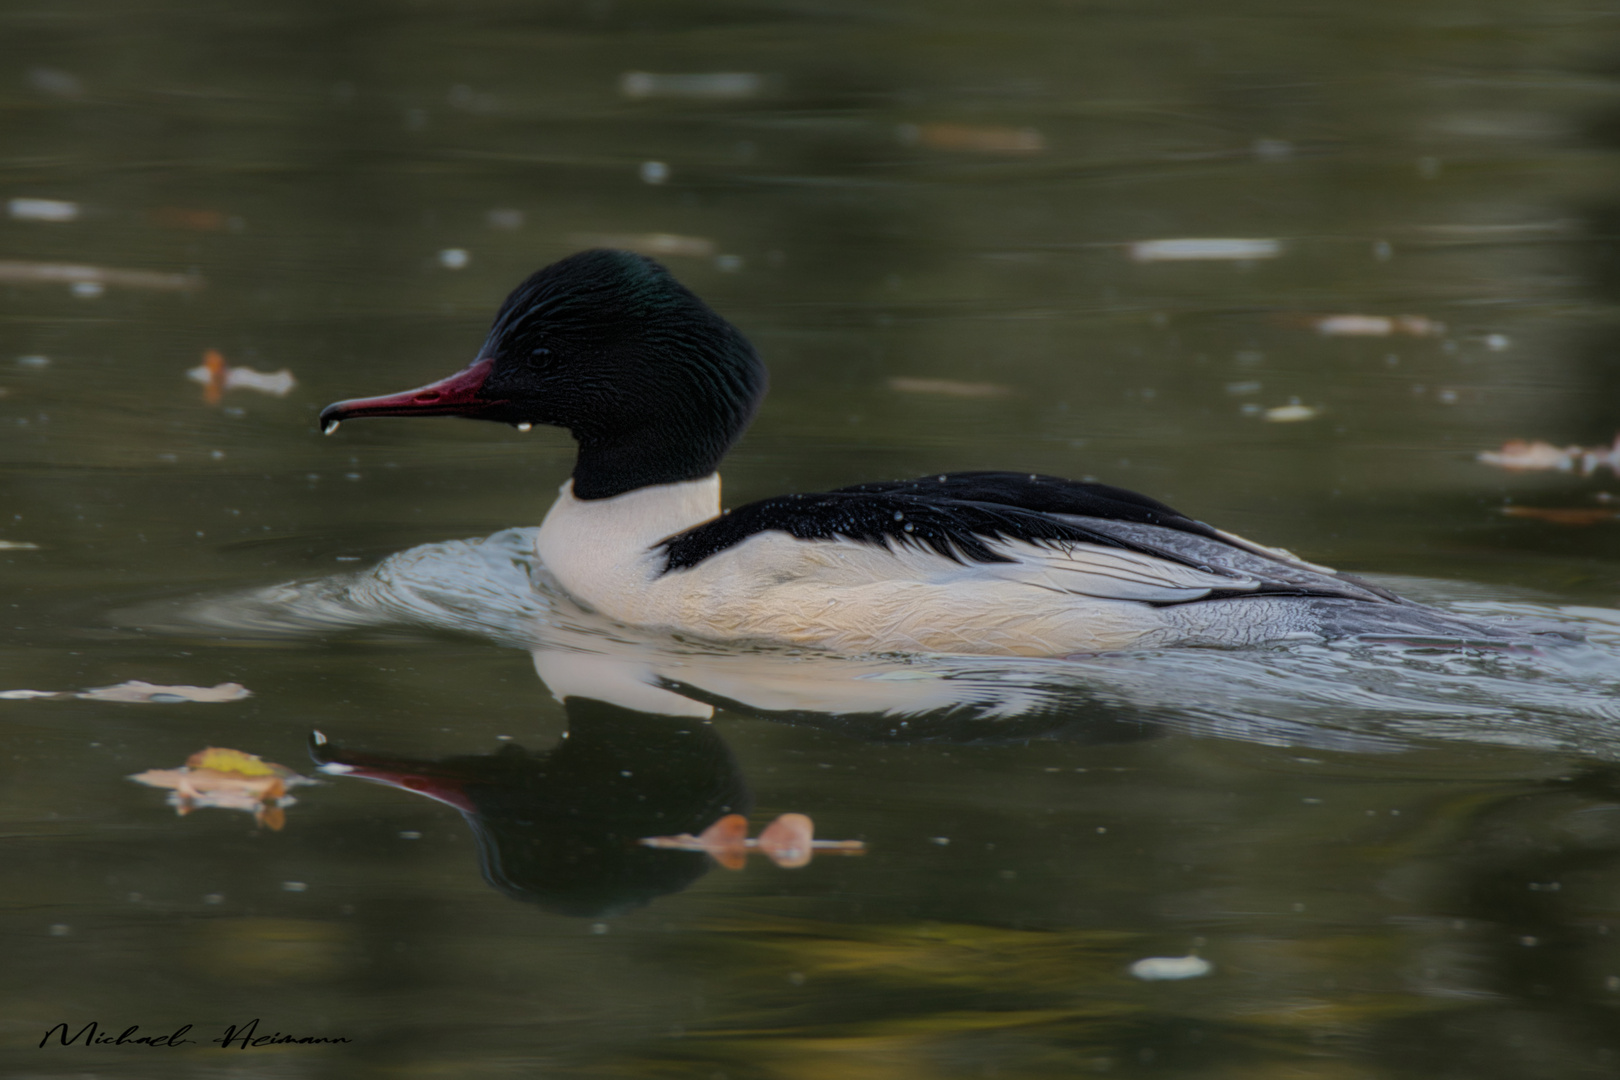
[5,1,1620,1076]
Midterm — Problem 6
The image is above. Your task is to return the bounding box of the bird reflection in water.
[310,696,750,918]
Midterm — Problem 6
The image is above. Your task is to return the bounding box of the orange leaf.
[697,813,749,870]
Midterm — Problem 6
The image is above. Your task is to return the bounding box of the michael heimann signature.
[39,1019,352,1049]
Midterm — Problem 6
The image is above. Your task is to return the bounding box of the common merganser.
[319,248,1523,656]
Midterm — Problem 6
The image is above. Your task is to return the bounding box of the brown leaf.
[696,813,750,870]
[1500,506,1620,526]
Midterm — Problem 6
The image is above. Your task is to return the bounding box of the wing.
[837,472,1397,600]
[832,471,1217,537]
[658,490,1176,571]
[658,479,1393,607]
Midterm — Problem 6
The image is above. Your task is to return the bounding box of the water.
[5,1,1620,1076]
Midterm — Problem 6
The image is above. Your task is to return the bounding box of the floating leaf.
[640,812,866,870]
[697,813,750,870]
[2,680,249,703]
[129,747,314,830]
[756,812,814,868]
[888,377,1016,399]
[79,680,250,703]
[1500,506,1620,526]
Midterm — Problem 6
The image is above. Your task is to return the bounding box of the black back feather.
[660,471,1223,573]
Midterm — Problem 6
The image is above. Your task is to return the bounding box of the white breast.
[534,475,722,621]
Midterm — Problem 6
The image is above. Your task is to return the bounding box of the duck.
[319,248,1529,657]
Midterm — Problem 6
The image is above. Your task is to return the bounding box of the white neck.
[534,475,722,618]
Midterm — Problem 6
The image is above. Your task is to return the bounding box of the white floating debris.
[16,355,49,368]
[0,540,40,550]
[1478,436,1620,476]
[567,232,714,257]
[640,161,670,185]
[620,71,764,101]
[186,361,296,398]
[224,367,294,396]
[1130,954,1213,981]
[487,208,525,230]
[8,197,79,223]
[1484,333,1510,351]
[70,280,104,298]
[1129,238,1282,263]
[438,248,469,269]
[1264,403,1321,423]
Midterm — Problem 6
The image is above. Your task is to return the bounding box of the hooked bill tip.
[321,419,340,435]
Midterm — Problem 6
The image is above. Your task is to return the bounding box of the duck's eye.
[531,347,551,357]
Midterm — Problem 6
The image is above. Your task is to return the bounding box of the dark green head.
[320,250,769,499]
